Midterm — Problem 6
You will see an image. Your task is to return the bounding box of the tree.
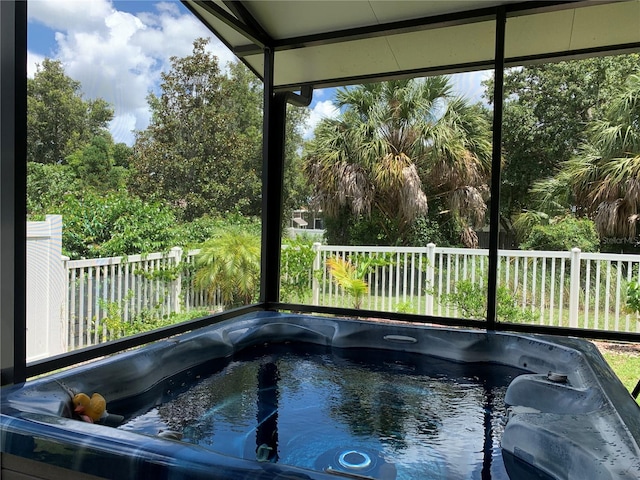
[27,162,79,217]
[304,78,492,246]
[112,142,133,168]
[485,54,639,225]
[66,134,127,192]
[28,58,113,164]
[524,72,640,248]
[131,40,258,220]
[283,104,312,228]
[130,38,309,223]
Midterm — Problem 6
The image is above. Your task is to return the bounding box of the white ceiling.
[186,0,640,89]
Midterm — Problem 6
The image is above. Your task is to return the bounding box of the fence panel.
[67,251,180,348]
[581,252,640,333]
[61,244,640,352]
[313,245,640,332]
[183,248,223,312]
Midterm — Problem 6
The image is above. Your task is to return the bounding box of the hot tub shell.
[2,312,639,479]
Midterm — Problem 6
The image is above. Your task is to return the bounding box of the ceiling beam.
[233,0,582,57]
[192,0,270,50]
[222,1,271,43]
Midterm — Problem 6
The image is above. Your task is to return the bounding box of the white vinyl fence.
[64,247,219,350]
[313,244,640,332]
[27,231,640,358]
[26,215,66,361]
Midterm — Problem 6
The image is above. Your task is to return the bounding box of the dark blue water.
[119,344,525,479]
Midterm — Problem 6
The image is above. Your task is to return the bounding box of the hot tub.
[1,312,639,479]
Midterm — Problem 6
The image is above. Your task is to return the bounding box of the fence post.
[62,254,70,353]
[170,247,183,314]
[312,242,321,306]
[26,214,67,360]
[425,243,436,316]
[569,247,581,328]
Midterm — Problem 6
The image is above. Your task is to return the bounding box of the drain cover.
[338,450,372,470]
[315,447,396,479]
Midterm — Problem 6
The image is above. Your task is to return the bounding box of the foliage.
[193,226,261,308]
[572,73,640,245]
[129,38,307,223]
[28,58,113,164]
[129,38,260,221]
[176,214,261,248]
[280,238,318,303]
[520,216,600,252]
[305,77,492,247]
[324,253,392,308]
[27,162,80,217]
[442,280,486,318]
[58,190,179,259]
[99,294,209,340]
[326,257,369,309]
[524,69,640,249]
[484,54,639,223]
[626,281,640,315]
[66,134,128,192]
[495,286,538,325]
[112,142,133,168]
[394,301,416,314]
[442,279,538,323]
[283,103,312,224]
[406,213,459,247]
[323,208,399,245]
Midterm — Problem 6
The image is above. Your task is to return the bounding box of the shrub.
[443,279,538,323]
[193,227,261,308]
[626,281,640,314]
[27,162,80,217]
[59,190,179,259]
[98,295,209,340]
[520,216,599,252]
[326,256,369,309]
[177,213,261,248]
[280,238,317,303]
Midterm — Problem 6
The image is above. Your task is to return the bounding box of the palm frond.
[459,225,479,248]
[450,186,486,228]
[326,256,369,308]
[513,210,550,241]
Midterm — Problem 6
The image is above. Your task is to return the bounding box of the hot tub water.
[118,344,525,480]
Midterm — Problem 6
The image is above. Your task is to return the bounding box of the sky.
[27,0,489,146]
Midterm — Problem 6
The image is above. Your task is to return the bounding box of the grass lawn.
[596,341,640,405]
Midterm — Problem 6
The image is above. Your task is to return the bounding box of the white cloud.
[304,98,339,140]
[28,0,114,32]
[27,51,45,78]
[28,0,236,145]
[449,70,492,104]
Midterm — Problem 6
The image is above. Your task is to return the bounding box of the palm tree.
[584,74,640,240]
[193,227,260,308]
[521,73,640,242]
[304,77,492,246]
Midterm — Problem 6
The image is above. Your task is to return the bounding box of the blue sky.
[27,0,489,145]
